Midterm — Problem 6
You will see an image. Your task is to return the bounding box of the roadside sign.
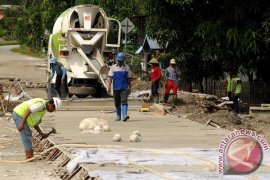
[121,17,135,34]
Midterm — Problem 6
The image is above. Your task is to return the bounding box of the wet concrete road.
[46,99,229,149]
[41,99,270,179]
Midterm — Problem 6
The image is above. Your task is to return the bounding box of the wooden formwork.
[0,83,5,113]
[32,131,92,180]
[0,79,26,113]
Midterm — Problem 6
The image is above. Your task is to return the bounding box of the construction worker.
[164,59,181,104]
[231,72,242,113]
[107,52,132,121]
[149,58,162,103]
[226,71,233,101]
[12,97,62,159]
[48,57,69,99]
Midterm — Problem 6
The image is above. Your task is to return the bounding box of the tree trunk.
[248,72,253,82]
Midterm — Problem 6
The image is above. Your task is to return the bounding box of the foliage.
[75,0,145,19]
[14,17,30,46]
[0,6,22,39]
[0,0,19,4]
[0,38,17,46]
[0,27,7,37]
[75,0,146,49]
[11,45,44,57]
[1,0,270,82]
[144,0,270,84]
[11,0,74,51]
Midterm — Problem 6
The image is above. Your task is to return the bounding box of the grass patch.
[11,45,45,58]
[0,38,18,46]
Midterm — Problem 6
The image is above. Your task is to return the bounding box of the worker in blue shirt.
[48,57,69,98]
[107,52,132,121]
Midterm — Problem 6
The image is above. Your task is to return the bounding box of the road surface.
[0,45,269,179]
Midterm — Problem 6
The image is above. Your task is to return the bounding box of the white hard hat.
[170,59,176,64]
[53,97,62,111]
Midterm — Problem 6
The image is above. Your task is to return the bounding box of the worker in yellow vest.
[12,97,62,159]
[231,72,242,113]
[225,71,234,101]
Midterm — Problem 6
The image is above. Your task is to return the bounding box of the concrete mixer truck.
[47,5,121,98]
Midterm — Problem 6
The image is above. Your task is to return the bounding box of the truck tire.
[47,83,68,99]
[69,86,96,98]
[91,83,110,98]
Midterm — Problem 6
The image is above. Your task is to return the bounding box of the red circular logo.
[226,137,262,174]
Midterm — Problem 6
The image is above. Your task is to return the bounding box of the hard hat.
[149,58,159,64]
[116,52,126,61]
[50,57,57,64]
[170,59,176,64]
[52,97,62,111]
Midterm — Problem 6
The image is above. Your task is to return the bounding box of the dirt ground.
[176,92,270,140]
[0,45,58,179]
[132,76,270,142]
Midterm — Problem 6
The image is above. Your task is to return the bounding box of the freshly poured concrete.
[46,99,229,149]
[41,99,270,179]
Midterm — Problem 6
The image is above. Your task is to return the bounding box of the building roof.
[143,35,162,50]
[135,46,143,54]
[135,35,162,54]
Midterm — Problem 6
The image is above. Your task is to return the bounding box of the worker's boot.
[163,94,169,103]
[25,149,34,160]
[172,95,176,106]
[55,90,61,98]
[153,95,159,103]
[115,106,121,121]
[122,104,129,121]
[66,93,71,101]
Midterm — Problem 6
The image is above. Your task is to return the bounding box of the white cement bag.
[79,118,110,134]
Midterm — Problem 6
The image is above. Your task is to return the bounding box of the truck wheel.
[91,85,109,98]
[76,94,89,98]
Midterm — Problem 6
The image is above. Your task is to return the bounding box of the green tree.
[13,0,75,51]
[1,6,22,39]
[145,0,270,89]
[0,0,21,4]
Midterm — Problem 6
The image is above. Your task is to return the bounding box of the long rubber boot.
[164,94,169,103]
[122,104,129,121]
[153,95,159,103]
[55,90,61,98]
[115,106,121,121]
[172,95,176,106]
